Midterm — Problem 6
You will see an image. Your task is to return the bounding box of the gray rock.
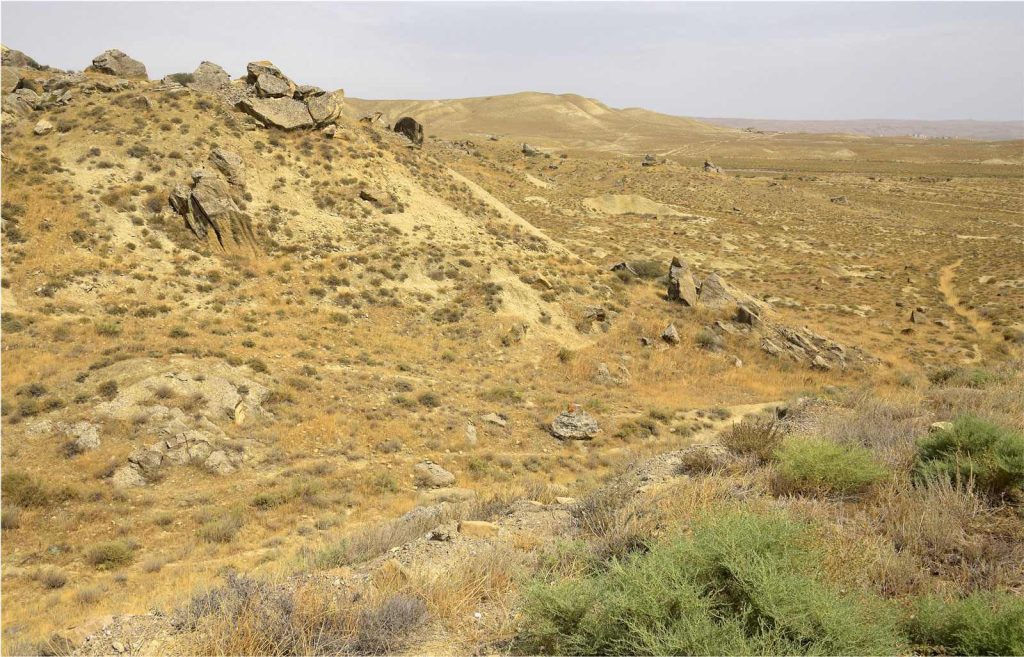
[465,423,478,446]
[239,97,313,130]
[321,124,336,138]
[394,116,423,146]
[255,72,291,98]
[93,78,129,93]
[522,143,539,156]
[88,49,147,79]
[703,160,723,174]
[697,273,736,306]
[295,84,325,99]
[209,148,245,186]
[306,91,342,126]
[661,323,680,345]
[481,413,507,427]
[910,309,927,324]
[929,421,953,433]
[414,461,456,488]
[189,61,230,93]
[204,450,237,475]
[667,256,697,306]
[735,304,761,327]
[550,406,600,440]
[111,464,147,488]
[67,422,101,451]
[246,60,287,84]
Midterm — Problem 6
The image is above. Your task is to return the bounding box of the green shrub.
[907,592,1024,656]
[166,72,195,85]
[85,540,135,569]
[775,436,887,497]
[517,511,903,656]
[913,415,1024,498]
[1,472,50,507]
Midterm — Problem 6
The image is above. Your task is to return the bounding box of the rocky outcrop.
[87,49,147,79]
[667,256,697,306]
[94,358,270,487]
[550,405,600,440]
[1,66,21,94]
[522,143,539,156]
[168,164,256,249]
[232,60,342,130]
[394,116,423,146]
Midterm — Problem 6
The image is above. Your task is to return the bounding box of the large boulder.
[246,60,287,84]
[239,96,313,130]
[697,272,734,306]
[87,49,147,79]
[306,91,343,126]
[188,61,230,93]
[394,116,423,146]
[667,256,697,306]
[550,405,600,440]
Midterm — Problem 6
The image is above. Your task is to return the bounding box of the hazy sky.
[3,2,1023,121]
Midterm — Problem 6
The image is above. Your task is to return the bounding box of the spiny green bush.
[914,415,1024,498]
[775,436,887,497]
[516,511,903,655]
[907,592,1024,656]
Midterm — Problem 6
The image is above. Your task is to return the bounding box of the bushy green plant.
[907,592,1024,656]
[914,415,1024,498]
[85,540,135,569]
[775,437,887,497]
[516,511,903,655]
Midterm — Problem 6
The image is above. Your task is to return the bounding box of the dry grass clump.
[720,415,784,463]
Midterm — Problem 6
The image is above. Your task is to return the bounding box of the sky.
[3,1,1023,121]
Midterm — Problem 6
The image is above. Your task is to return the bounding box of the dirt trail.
[938,259,992,338]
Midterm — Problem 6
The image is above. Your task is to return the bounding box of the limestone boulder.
[209,148,245,186]
[414,461,456,488]
[667,256,697,306]
[189,61,230,93]
[305,90,343,126]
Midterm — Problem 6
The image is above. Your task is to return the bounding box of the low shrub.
[198,511,244,543]
[721,416,784,462]
[913,415,1024,498]
[517,511,903,655]
[85,540,135,569]
[2,472,50,507]
[775,436,887,497]
[907,592,1024,656]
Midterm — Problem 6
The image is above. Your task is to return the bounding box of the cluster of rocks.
[168,149,256,248]
[550,404,600,440]
[230,60,342,130]
[660,256,874,370]
[88,360,271,487]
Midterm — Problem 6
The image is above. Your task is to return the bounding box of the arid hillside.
[2,46,1023,657]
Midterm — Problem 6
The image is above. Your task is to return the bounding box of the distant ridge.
[698,117,1024,141]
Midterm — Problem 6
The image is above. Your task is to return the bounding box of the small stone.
[661,324,680,344]
[33,119,54,135]
[929,421,953,433]
[550,404,600,440]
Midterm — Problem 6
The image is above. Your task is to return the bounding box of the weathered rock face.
[188,61,230,93]
[550,405,600,440]
[522,143,539,156]
[394,116,424,146]
[414,461,456,488]
[661,323,680,344]
[667,256,697,306]
[33,119,53,135]
[87,49,147,79]
[209,148,245,186]
[239,96,314,130]
[697,273,737,306]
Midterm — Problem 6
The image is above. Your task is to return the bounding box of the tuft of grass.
[517,511,903,655]
[775,436,887,497]
[198,511,245,543]
[907,592,1024,656]
[913,415,1024,499]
